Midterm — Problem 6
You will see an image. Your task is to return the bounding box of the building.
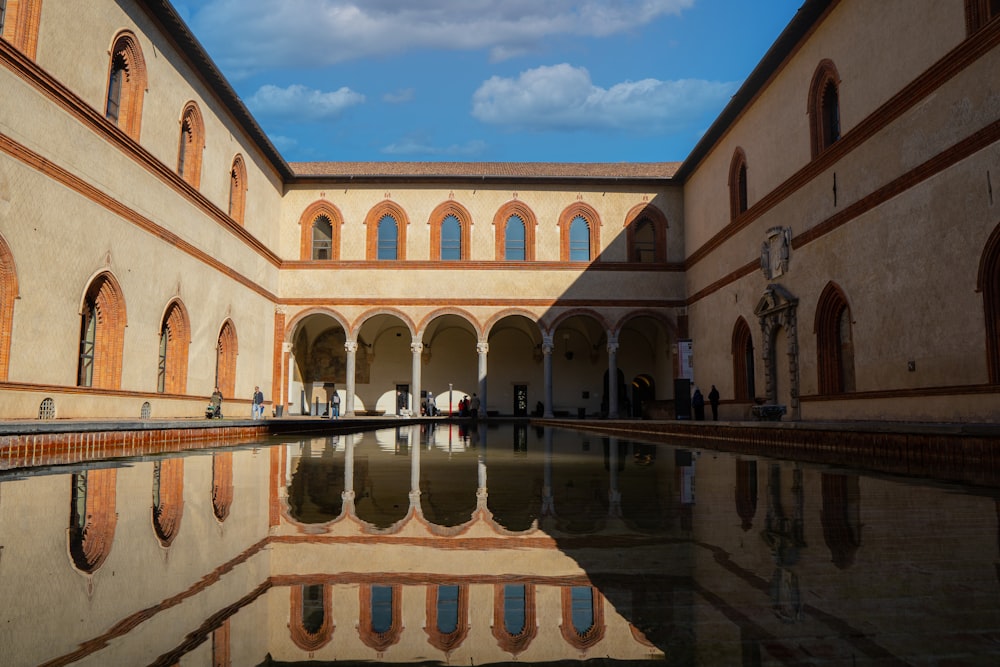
[0,0,998,423]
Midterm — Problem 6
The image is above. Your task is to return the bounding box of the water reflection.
[1,423,999,665]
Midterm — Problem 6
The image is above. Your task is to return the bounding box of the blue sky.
[170,1,803,164]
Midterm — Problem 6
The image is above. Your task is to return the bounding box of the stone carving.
[760,226,792,280]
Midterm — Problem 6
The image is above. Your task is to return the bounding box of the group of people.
[457,393,481,418]
[690,384,720,421]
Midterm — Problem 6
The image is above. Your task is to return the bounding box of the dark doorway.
[395,384,409,415]
[632,374,656,418]
[514,384,528,416]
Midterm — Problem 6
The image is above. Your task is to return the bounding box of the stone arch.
[351,307,417,340]
[152,458,184,547]
[298,200,344,261]
[158,298,190,394]
[358,584,403,652]
[754,285,800,417]
[416,307,483,340]
[547,308,612,333]
[365,200,410,260]
[424,584,470,653]
[78,270,127,390]
[215,319,238,399]
[285,307,352,342]
[612,308,677,339]
[728,147,749,220]
[105,30,147,140]
[483,308,542,339]
[979,221,1000,383]
[623,203,668,263]
[814,281,855,394]
[559,586,606,650]
[428,200,473,261]
[177,101,205,188]
[808,59,842,158]
[493,200,538,261]
[0,234,18,381]
[68,469,118,574]
[492,583,538,656]
[558,201,602,262]
[228,154,247,225]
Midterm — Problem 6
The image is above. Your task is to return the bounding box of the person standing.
[692,387,705,421]
[708,385,720,420]
[251,385,264,420]
[330,388,341,419]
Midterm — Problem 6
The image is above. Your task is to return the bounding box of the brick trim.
[364,200,409,260]
[216,319,238,399]
[290,585,334,651]
[728,147,748,221]
[558,586,605,650]
[814,282,854,394]
[228,154,247,226]
[68,468,117,573]
[980,221,1000,382]
[152,458,184,547]
[427,200,473,260]
[80,272,127,390]
[358,584,403,652]
[807,59,841,159]
[105,30,147,141]
[177,101,205,189]
[424,584,470,653]
[492,200,537,261]
[160,299,190,395]
[557,202,601,262]
[0,233,17,381]
[491,583,537,655]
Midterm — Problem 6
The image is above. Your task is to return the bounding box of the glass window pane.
[505,216,525,261]
[634,219,655,262]
[437,585,460,634]
[312,215,333,260]
[569,216,590,262]
[441,214,461,261]
[371,585,393,633]
[570,586,594,634]
[503,584,526,634]
[377,215,398,260]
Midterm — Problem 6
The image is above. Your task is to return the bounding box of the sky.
[169,0,805,164]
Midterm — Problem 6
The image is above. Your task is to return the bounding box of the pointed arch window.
[425,584,470,652]
[978,223,1000,382]
[815,282,855,394]
[359,583,402,651]
[365,201,409,260]
[158,300,190,394]
[729,149,749,220]
[290,584,333,651]
[559,203,601,262]
[105,31,147,141]
[631,218,656,262]
[0,234,16,381]
[69,469,118,573]
[152,459,184,547]
[560,586,605,650]
[808,60,841,158]
[625,203,667,263]
[228,155,247,225]
[215,320,238,399]
[177,102,205,188]
[731,317,755,401]
[78,273,126,390]
[492,583,537,655]
[299,201,343,260]
[428,201,472,261]
[494,201,537,261]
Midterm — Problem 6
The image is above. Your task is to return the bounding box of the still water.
[2,422,999,666]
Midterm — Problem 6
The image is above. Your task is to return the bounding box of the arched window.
[425,584,470,652]
[815,282,855,394]
[625,203,668,263]
[177,102,205,188]
[152,459,184,547]
[505,216,526,260]
[493,201,537,261]
[212,452,233,522]
[966,0,1000,33]
[377,215,398,260]
[228,155,247,225]
[215,319,238,400]
[365,201,409,260]
[558,203,601,262]
[0,234,17,381]
[78,272,126,389]
[358,584,402,651]
[492,583,537,655]
[428,201,472,261]
[0,0,42,58]
[290,584,333,651]
[312,215,333,260]
[559,586,605,650]
[731,317,755,401]
[298,201,343,260]
[105,31,147,141]
[69,469,118,573]
[978,222,1000,382]
[808,60,841,158]
[158,300,190,394]
[729,148,749,220]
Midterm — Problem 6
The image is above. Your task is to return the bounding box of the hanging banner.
[677,339,694,380]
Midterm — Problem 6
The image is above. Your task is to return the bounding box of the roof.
[289,161,681,181]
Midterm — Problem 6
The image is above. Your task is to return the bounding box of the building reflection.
[2,425,1000,665]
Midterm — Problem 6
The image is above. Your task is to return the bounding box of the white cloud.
[471,64,737,133]
[383,88,415,104]
[246,84,365,120]
[381,136,488,157]
[187,0,694,73]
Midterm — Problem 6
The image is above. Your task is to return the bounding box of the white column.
[284,343,295,415]
[344,340,358,416]
[411,341,423,416]
[409,425,421,511]
[542,333,554,418]
[343,434,356,514]
[608,436,622,516]
[607,334,620,419]
[476,341,488,418]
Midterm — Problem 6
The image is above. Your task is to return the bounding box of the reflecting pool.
[2,422,1000,666]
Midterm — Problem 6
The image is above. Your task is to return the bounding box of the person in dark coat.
[708,385,720,420]
[692,387,705,421]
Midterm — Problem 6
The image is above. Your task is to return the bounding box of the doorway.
[514,384,528,417]
[395,384,409,415]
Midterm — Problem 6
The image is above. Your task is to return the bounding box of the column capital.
[607,341,619,354]
[411,342,424,354]
[344,340,358,353]
[476,341,489,355]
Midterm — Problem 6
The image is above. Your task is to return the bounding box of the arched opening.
[493,200,537,261]
[425,584,470,652]
[151,458,184,547]
[492,583,537,655]
[979,222,1000,382]
[212,452,233,522]
[731,317,755,401]
[215,320,238,400]
[808,60,841,158]
[288,312,352,415]
[78,272,126,390]
[815,282,855,394]
[415,312,479,416]
[228,155,247,225]
[560,586,605,650]
[157,300,190,394]
[631,374,656,419]
[485,313,543,417]
[558,203,601,262]
[105,31,147,140]
[177,101,205,188]
[68,469,118,573]
[729,148,749,220]
[0,234,17,381]
[551,313,608,418]
[359,584,403,652]
[290,584,334,651]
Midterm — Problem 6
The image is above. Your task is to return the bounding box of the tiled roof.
[289,161,681,180]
